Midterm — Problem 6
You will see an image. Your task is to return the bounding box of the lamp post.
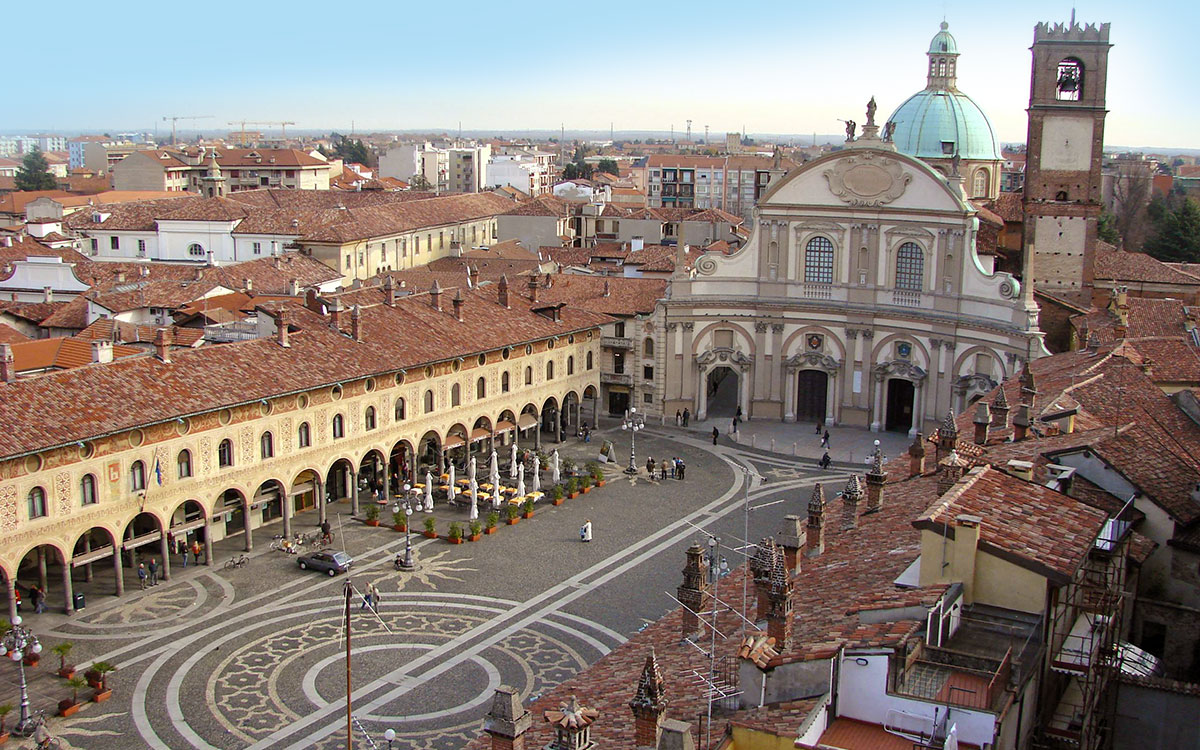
[395,488,415,570]
[620,407,645,475]
[0,615,42,736]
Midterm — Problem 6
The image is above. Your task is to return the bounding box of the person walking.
[815,420,823,435]
[677,460,686,480]
[148,558,160,586]
[731,417,738,434]
[682,408,690,426]
[660,458,668,481]
[32,585,44,614]
[361,582,375,610]
[712,426,719,445]
[670,457,678,479]
[192,540,202,566]
[180,537,188,568]
[821,429,830,449]
[372,587,382,614]
[580,519,592,543]
[646,456,655,476]
[675,410,682,426]
[137,563,147,590]
[736,405,743,421]
[819,451,832,470]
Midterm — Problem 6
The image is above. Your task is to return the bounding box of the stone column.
[696,367,708,422]
[870,373,884,432]
[113,544,125,596]
[242,501,254,552]
[282,489,293,539]
[83,537,93,582]
[910,380,924,438]
[36,548,47,592]
[350,468,359,516]
[770,324,785,403]
[826,369,839,425]
[753,322,768,412]
[203,521,214,566]
[61,558,74,615]
[159,531,171,581]
[680,323,695,406]
[845,329,859,411]
[783,366,795,422]
[6,576,16,621]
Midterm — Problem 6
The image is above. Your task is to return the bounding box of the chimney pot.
[430,280,442,311]
[0,343,14,382]
[1006,459,1034,481]
[243,278,253,292]
[973,401,991,445]
[657,719,695,750]
[116,271,126,283]
[498,275,510,308]
[42,286,53,303]
[629,650,667,749]
[908,432,927,478]
[528,276,539,304]
[483,685,532,750]
[90,340,113,364]
[806,484,826,557]
[452,290,464,322]
[351,304,363,341]
[677,543,711,640]
[329,299,343,329]
[841,475,863,530]
[383,276,396,306]
[1013,404,1031,441]
[154,327,173,363]
[990,387,1010,429]
[775,515,806,574]
[276,309,290,348]
[765,546,793,652]
[865,443,887,513]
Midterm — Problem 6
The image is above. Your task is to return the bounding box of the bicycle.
[27,712,62,749]
[223,554,249,570]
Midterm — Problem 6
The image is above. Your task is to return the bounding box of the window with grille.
[218,440,234,467]
[298,422,311,447]
[804,237,835,283]
[81,474,98,505]
[28,487,47,518]
[896,242,924,291]
[261,432,274,458]
[177,450,192,478]
[131,461,147,490]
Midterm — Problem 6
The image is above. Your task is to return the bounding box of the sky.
[8,0,1198,150]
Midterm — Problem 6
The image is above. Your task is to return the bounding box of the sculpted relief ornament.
[785,351,842,373]
[695,347,752,372]
[824,152,911,207]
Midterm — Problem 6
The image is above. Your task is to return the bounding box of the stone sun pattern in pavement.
[79,582,200,625]
[390,547,477,591]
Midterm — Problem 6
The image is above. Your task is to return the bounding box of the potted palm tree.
[0,703,12,744]
[52,641,75,679]
[567,477,579,499]
[485,511,499,534]
[468,520,482,542]
[522,497,535,519]
[447,522,464,544]
[392,509,407,532]
[551,485,565,506]
[588,462,604,487]
[91,660,116,702]
[59,675,87,717]
[422,517,437,538]
[364,504,381,527]
[506,504,520,525]
[580,474,593,493]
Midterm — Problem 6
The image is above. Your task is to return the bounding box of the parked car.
[297,550,353,576]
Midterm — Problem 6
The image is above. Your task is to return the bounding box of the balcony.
[600,372,633,386]
[601,336,632,350]
[892,290,923,308]
[801,283,834,300]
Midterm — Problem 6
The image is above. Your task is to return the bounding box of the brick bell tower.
[1022,16,1112,315]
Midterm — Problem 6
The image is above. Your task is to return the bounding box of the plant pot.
[85,669,101,689]
[552,498,564,506]
[23,654,39,667]
[364,520,380,527]
[484,526,496,535]
[92,689,112,703]
[393,524,406,532]
[568,492,578,499]
[423,531,437,539]
[506,518,519,525]
[467,533,481,542]
[0,730,10,744]
[58,666,76,679]
[447,536,463,544]
[523,512,534,520]
[581,486,591,494]
[58,700,81,717]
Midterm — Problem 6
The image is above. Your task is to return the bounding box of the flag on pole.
[154,459,163,486]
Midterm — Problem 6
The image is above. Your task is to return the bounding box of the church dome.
[887,22,1001,163]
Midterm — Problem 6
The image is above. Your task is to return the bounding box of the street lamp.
[395,488,415,570]
[383,728,397,749]
[0,615,42,736]
[620,407,645,475]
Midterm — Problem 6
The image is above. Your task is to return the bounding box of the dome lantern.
[926,21,960,90]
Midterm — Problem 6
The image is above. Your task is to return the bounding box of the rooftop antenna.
[686,120,692,144]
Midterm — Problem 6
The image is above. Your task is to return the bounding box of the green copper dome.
[928,21,957,54]
[887,90,1001,161]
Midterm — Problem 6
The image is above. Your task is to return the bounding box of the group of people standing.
[645,456,687,480]
[673,409,691,427]
[136,558,162,590]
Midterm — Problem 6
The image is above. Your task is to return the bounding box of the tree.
[15,147,57,191]
[408,174,433,191]
[1109,162,1152,250]
[333,138,371,167]
[1143,197,1200,263]
[597,158,619,176]
[562,162,594,181]
[1097,211,1120,245]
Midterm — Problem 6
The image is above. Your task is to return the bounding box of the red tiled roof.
[38,296,90,330]
[528,274,666,317]
[0,322,30,345]
[76,319,204,347]
[9,337,141,372]
[1094,245,1200,286]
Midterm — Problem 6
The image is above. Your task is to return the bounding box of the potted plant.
[52,641,75,679]
[364,504,381,527]
[0,702,12,744]
[447,522,464,544]
[588,462,604,486]
[567,477,579,499]
[422,517,437,539]
[506,504,520,525]
[522,497,535,519]
[392,509,407,532]
[580,474,593,493]
[485,511,499,534]
[551,485,565,506]
[91,660,116,702]
[59,675,87,717]
[468,520,482,542]
[563,458,577,476]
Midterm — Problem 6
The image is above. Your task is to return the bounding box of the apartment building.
[634,154,793,222]
[487,149,555,196]
[379,142,491,193]
[113,147,331,193]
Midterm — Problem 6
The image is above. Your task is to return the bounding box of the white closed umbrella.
[552,449,560,486]
[510,442,518,478]
[469,477,479,520]
[424,470,434,512]
[490,456,501,508]
[469,455,477,482]
[532,455,541,494]
[517,464,526,497]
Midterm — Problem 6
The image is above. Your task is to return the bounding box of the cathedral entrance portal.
[885,379,915,432]
[706,367,740,419]
[795,370,828,424]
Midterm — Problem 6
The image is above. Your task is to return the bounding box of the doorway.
[796,370,828,423]
[885,379,915,432]
[706,367,740,419]
[607,389,629,416]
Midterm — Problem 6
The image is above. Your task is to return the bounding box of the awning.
[495,420,515,433]
[518,413,538,430]
[444,435,466,449]
[290,481,315,495]
[72,545,115,567]
[470,427,491,443]
[122,530,162,551]
[170,518,206,534]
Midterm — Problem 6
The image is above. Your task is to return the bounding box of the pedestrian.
[671,457,678,479]
[675,410,682,426]
[678,460,686,480]
[731,417,738,434]
[660,458,668,481]
[712,426,719,445]
[321,519,332,545]
[180,537,188,568]
[137,563,147,590]
[646,456,655,476]
[736,405,743,421]
[819,451,832,469]
[580,519,592,543]
[32,585,44,614]
[12,587,20,613]
[148,558,160,586]
[815,420,823,435]
[821,429,830,448]
[372,587,382,614]
[683,408,690,426]
[192,540,202,566]
[361,582,375,610]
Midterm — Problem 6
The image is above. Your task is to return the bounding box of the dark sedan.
[297,550,353,576]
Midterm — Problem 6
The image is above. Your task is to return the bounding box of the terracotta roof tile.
[1094,245,1200,286]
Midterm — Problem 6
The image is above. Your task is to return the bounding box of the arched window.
[586,351,594,370]
[28,487,47,519]
[298,422,311,448]
[525,366,533,385]
[895,242,924,291]
[394,397,406,421]
[804,237,835,283]
[567,356,575,375]
[477,376,486,400]
[332,414,345,439]
[81,474,98,505]
[972,169,989,197]
[131,460,147,490]
[261,432,274,459]
[451,383,461,406]
[1056,58,1083,101]
[177,449,192,478]
[423,390,434,413]
[218,439,234,468]
[187,242,205,258]
[501,371,510,393]
[643,338,654,357]
[365,406,377,430]
[546,361,554,380]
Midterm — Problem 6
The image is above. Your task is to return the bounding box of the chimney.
[452,289,465,322]
[351,304,363,342]
[1013,404,1031,441]
[243,278,253,292]
[676,543,710,641]
[776,515,805,575]
[841,475,863,530]
[90,340,114,364]
[483,685,532,750]
[276,309,290,348]
[193,266,204,281]
[383,276,396,306]
[629,650,667,749]
[865,443,887,513]
[1006,459,1034,481]
[806,484,826,557]
[467,264,479,288]
[153,328,173,363]
[329,299,344,329]
[603,278,611,297]
[0,344,14,383]
[116,271,126,283]
[288,278,300,296]
[973,401,991,445]
[273,255,281,269]
[908,432,927,478]
[750,538,776,621]
[1114,285,1129,326]
[952,514,982,603]
[936,410,958,460]
[656,719,695,750]
[430,280,442,311]
[1019,365,1037,406]
[544,696,599,750]
[937,451,969,496]
[305,288,322,313]
[528,276,539,304]
[765,546,793,653]
[990,387,1010,430]
[498,275,511,308]
[42,286,53,303]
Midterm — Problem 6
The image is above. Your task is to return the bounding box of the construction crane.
[162,115,213,145]
[227,120,297,146]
